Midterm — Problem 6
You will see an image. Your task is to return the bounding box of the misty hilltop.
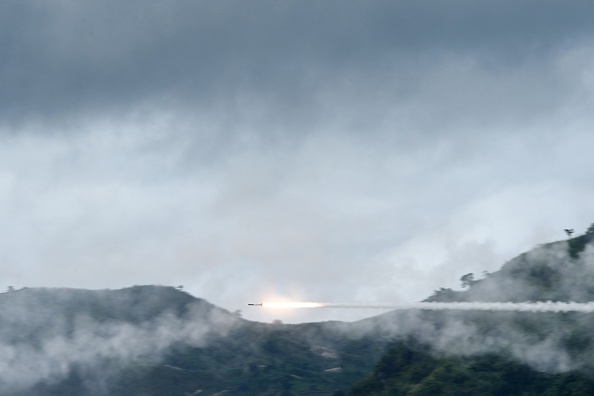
[347,225,594,395]
[427,224,594,303]
[3,227,594,395]
[0,286,242,394]
[0,285,391,395]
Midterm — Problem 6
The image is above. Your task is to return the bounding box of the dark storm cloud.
[2,1,594,324]
[1,0,594,126]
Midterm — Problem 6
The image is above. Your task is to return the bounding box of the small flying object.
[564,228,575,237]
[248,303,263,306]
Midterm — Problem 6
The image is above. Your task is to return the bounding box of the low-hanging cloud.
[0,287,241,394]
[344,240,594,374]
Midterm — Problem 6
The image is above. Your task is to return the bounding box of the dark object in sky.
[248,303,263,306]
[565,229,574,237]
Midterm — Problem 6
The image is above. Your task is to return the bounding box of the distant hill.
[343,225,594,395]
[0,285,392,395]
[426,225,594,303]
[4,226,594,395]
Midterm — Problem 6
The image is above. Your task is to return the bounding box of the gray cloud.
[1,2,594,323]
[2,1,594,125]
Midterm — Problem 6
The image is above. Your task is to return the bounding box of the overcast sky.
[2,1,594,323]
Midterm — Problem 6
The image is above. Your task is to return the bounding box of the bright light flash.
[262,302,325,308]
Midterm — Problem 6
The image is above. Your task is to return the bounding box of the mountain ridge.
[345,225,594,395]
[3,227,594,395]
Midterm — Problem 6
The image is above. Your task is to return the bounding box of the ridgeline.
[1,225,594,395]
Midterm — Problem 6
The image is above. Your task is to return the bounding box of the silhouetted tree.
[460,273,475,288]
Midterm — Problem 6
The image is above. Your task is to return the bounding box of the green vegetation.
[3,224,594,395]
[347,342,594,396]
[340,223,594,395]
[0,287,392,395]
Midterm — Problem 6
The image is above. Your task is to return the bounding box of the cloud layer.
[1,1,594,322]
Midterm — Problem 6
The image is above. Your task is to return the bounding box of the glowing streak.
[262,302,325,308]
[259,301,594,312]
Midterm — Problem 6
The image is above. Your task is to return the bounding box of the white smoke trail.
[262,301,594,312]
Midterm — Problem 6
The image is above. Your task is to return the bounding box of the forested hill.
[344,225,594,395]
[426,224,594,303]
[0,285,392,395]
[345,341,594,395]
[3,227,594,395]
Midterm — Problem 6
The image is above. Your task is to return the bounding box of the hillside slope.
[346,342,594,396]
[0,285,391,395]
[4,228,594,395]
[343,226,594,395]
[427,226,594,303]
